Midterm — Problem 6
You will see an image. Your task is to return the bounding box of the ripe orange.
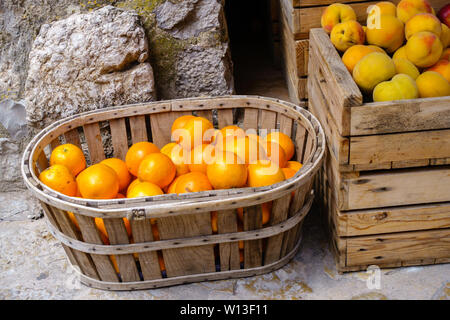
[160,142,190,176]
[286,161,303,172]
[282,167,297,180]
[175,172,213,194]
[263,141,287,168]
[100,158,131,192]
[171,115,197,134]
[265,132,295,161]
[76,163,119,199]
[137,153,176,189]
[211,211,218,233]
[247,133,262,144]
[247,160,286,188]
[49,143,86,177]
[220,125,246,139]
[209,129,222,145]
[126,178,140,195]
[67,212,80,230]
[222,136,266,165]
[166,175,182,194]
[176,116,213,150]
[237,202,272,225]
[125,141,160,176]
[206,151,248,190]
[189,143,216,174]
[39,164,78,196]
[94,217,132,244]
[127,181,164,198]
[116,193,125,199]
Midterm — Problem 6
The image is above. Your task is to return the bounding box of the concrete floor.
[0,52,449,300]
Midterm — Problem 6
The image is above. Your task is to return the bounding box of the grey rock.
[155,0,199,31]
[0,99,28,141]
[24,5,156,129]
[0,138,26,192]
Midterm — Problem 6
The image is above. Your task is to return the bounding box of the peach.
[441,48,450,60]
[353,52,396,93]
[393,45,408,59]
[368,45,387,54]
[367,2,397,28]
[406,31,443,68]
[393,58,420,79]
[416,71,450,97]
[440,23,450,48]
[366,15,405,53]
[330,20,365,52]
[342,45,379,73]
[373,74,419,102]
[397,0,433,24]
[427,59,450,82]
[405,13,442,39]
[321,3,357,34]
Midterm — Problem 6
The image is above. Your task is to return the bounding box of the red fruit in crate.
[438,4,450,28]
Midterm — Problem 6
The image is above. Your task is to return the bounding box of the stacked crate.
[308,27,450,273]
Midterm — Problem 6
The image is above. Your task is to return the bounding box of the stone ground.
[1,53,449,300]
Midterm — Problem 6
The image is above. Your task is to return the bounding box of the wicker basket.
[21,95,325,290]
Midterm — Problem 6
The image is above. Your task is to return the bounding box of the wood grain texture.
[217,210,240,271]
[243,205,263,269]
[151,111,190,149]
[129,115,147,144]
[109,118,129,160]
[83,123,105,164]
[217,109,234,128]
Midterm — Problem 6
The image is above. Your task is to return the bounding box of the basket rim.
[22,95,325,218]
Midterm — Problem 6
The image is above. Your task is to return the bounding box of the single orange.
[76,163,119,199]
[282,167,297,180]
[95,217,132,243]
[160,142,190,176]
[49,143,86,177]
[125,141,160,176]
[206,151,247,190]
[237,202,272,225]
[209,129,222,145]
[176,116,213,150]
[247,133,262,144]
[39,164,78,196]
[222,136,266,165]
[263,141,288,168]
[265,132,295,161]
[189,143,216,174]
[175,172,213,194]
[126,178,140,195]
[157,251,166,272]
[137,153,176,189]
[116,193,125,199]
[247,160,286,188]
[127,181,164,198]
[211,211,218,233]
[286,161,303,172]
[166,175,182,194]
[220,125,246,139]
[100,158,131,192]
[67,212,80,230]
[171,115,197,134]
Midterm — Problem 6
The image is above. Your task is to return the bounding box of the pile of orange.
[39,115,303,271]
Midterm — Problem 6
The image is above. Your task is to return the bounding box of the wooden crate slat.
[150,112,181,149]
[279,114,293,138]
[129,115,148,144]
[243,205,263,269]
[37,151,49,173]
[83,122,105,164]
[259,110,277,135]
[64,129,82,149]
[130,219,162,280]
[103,218,141,282]
[217,109,234,128]
[243,108,259,132]
[217,209,240,271]
[157,213,216,277]
[109,118,129,160]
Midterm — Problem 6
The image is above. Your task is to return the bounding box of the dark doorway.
[224,0,289,100]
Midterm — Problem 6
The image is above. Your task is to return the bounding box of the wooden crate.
[22,95,325,290]
[279,0,448,103]
[308,28,450,272]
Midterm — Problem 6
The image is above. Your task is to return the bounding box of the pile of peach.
[321,0,450,101]
[39,115,303,271]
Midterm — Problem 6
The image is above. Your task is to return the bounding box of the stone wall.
[0,0,234,191]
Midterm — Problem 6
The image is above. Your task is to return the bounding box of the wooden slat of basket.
[196,110,214,123]
[36,151,49,173]
[73,214,120,282]
[103,218,141,282]
[217,109,234,128]
[243,205,263,268]
[279,114,293,137]
[264,193,291,264]
[217,209,240,271]
[83,123,105,163]
[40,202,100,280]
[157,213,216,277]
[129,219,162,280]
[243,108,258,131]
[64,128,82,149]
[259,110,277,135]
[150,112,181,148]
[294,124,307,164]
[109,118,129,160]
[129,115,148,143]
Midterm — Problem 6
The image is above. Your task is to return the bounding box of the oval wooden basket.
[21,95,325,291]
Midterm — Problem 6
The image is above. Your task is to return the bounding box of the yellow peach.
[393,45,408,60]
[342,45,379,73]
[366,15,405,53]
[393,58,420,79]
[373,74,419,102]
[416,71,450,97]
[321,3,357,34]
[406,31,443,68]
[397,0,433,24]
[367,2,397,27]
[405,13,442,39]
[330,20,365,52]
[441,48,450,61]
[427,59,450,82]
[368,45,387,54]
[440,23,450,48]
[353,52,396,93]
